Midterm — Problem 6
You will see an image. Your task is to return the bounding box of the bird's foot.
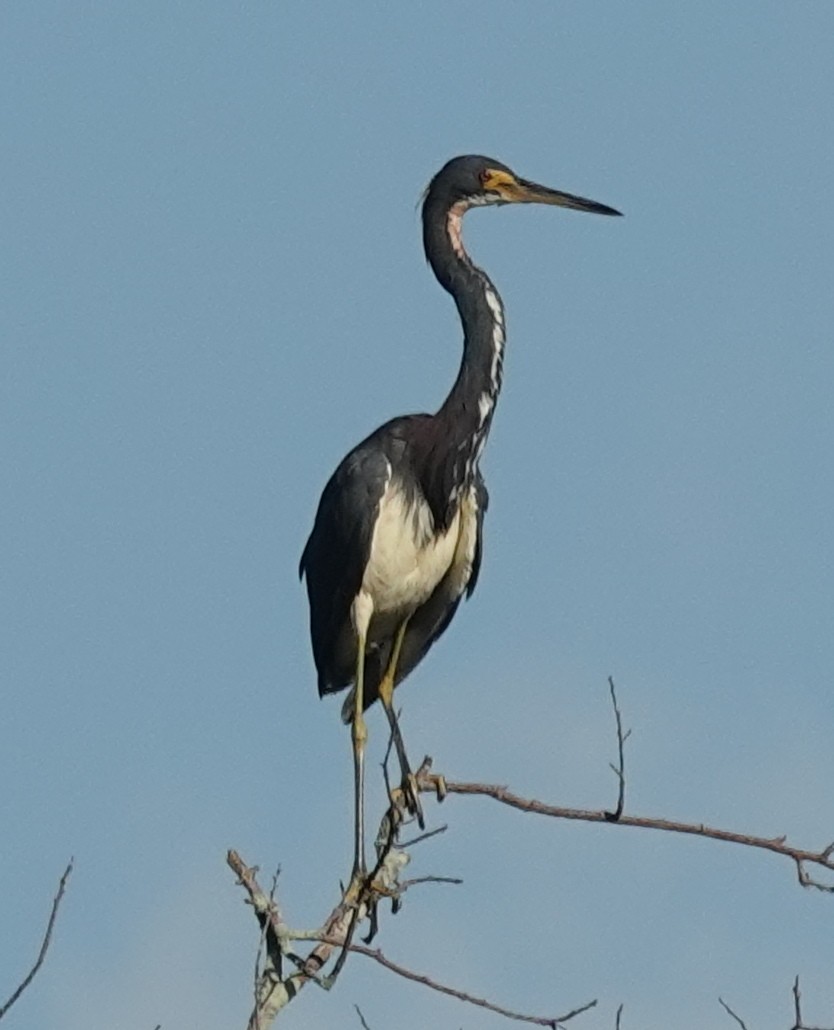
[345,863,369,906]
[399,769,425,830]
[322,865,374,990]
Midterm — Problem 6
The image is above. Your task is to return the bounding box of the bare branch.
[230,683,834,1026]
[326,938,596,1028]
[229,848,375,1027]
[251,867,282,1030]
[230,848,588,1029]
[0,859,73,1021]
[415,771,834,892]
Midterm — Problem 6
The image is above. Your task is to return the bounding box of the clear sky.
[3,3,834,1028]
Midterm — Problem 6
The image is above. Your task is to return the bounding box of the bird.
[299,155,621,883]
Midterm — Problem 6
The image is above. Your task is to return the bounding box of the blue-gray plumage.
[299,155,620,882]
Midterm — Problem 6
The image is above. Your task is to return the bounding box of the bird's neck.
[424,200,506,478]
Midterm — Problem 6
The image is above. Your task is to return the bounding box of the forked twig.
[605,676,630,821]
[229,848,589,1029]
[320,936,596,1027]
[416,772,834,893]
[790,975,834,1030]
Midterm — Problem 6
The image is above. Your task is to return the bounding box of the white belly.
[360,478,460,632]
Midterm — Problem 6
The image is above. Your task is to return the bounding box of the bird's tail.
[340,688,356,724]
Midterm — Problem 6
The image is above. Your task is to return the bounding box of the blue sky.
[2,2,834,1028]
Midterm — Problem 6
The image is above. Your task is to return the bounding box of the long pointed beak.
[513,177,621,217]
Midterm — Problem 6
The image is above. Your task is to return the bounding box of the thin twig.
[0,859,73,1021]
[400,875,463,889]
[719,996,749,1029]
[354,1003,373,1029]
[399,824,448,848]
[605,676,630,821]
[614,1003,624,1030]
[794,976,803,1029]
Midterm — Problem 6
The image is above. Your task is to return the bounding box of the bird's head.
[424,154,621,217]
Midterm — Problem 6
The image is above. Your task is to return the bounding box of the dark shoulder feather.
[466,472,489,598]
[299,435,391,691]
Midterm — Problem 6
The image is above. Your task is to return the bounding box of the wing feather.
[299,442,390,696]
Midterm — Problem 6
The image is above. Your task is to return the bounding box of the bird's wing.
[299,442,391,695]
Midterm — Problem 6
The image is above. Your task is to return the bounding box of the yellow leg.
[377,617,409,711]
[378,618,424,828]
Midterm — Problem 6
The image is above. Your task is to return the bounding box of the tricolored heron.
[300,155,620,883]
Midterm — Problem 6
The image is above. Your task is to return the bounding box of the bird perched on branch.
[300,154,620,883]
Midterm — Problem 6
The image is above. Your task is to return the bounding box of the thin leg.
[332,614,421,989]
[324,604,371,990]
[351,626,369,884]
[378,618,424,829]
